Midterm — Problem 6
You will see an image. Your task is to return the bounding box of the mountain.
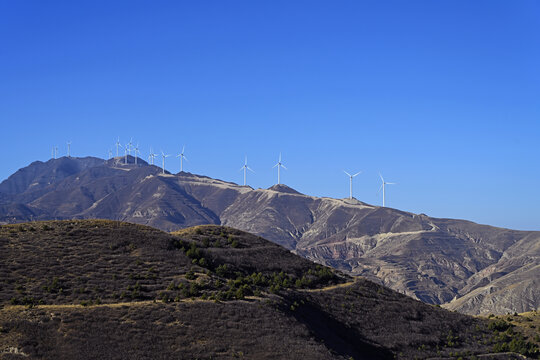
[0,156,104,197]
[1,220,538,359]
[1,157,539,315]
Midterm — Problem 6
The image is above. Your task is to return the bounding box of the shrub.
[216,264,228,277]
[43,277,62,293]
[198,258,208,267]
[185,270,196,280]
[186,243,201,259]
[445,330,460,347]
[488,319,512,332]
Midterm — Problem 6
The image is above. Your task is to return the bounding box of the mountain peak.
[267,184,303,195]
[105,155,149,167]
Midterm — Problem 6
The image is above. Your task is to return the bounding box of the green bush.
[488,319,513,332]
[186,243,201,259]
[185,270,196,280]
[216,264,228,277]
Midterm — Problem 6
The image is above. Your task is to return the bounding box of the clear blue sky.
[1,1,539,230]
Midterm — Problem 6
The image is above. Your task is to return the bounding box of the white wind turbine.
[148,148,157,165]
[124,144,129,164]
[55,146,58,159]
[51,146,54,159]
[176,145,188,172]
[67,141,72,157]
[108,149,112,160]
[272,153,287,185]
[134,143,140,165]
[127,138,133,156]
[378,173,396,207]
[161,151,170,174]
[115,138,121,157]
[344,170,361,200]
[239,156,255,186]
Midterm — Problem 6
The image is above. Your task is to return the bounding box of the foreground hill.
[1,220,538,359]
[1,157,539,315]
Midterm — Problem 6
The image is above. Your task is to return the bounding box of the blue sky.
[1,1,539,230]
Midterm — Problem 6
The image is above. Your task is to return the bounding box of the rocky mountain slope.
[1,220,538,359]
[0,157,539,315]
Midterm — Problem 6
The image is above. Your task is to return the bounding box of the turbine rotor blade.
[344,171,351,177]
[353,171,361,177]
[281,164,287,170]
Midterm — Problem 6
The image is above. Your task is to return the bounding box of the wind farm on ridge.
[48,138,398,208]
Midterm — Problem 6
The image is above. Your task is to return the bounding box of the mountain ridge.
[0,156,538,315]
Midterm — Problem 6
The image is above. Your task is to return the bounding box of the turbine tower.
[161,151,170,174]
[115,138,121,157]
[108,149,112,160]
[378,173,396,207]
[344,170,361,200]
[239,156,255,186]
[67,141,72,157]
[176,145,188,172]
[55,146,58,159]
[272,153,287,185]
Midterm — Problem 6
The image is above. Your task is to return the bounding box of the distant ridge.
[0,156,539,315]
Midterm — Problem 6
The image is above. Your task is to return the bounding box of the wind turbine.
[344,170,361,200]
[176,145,188,172]
[127,138,133,156]
[67,141,72,157]
[51,146,54,159]
[378,173,396,207]
[55,146,58,159]
[108,149,112,160]
[161,151,170,174]
[272,153,287,185]
[148,148,157,165]
[115,138,121,157]
[124,144,129,164]
[134,143,140,165]
[239,156,255,186]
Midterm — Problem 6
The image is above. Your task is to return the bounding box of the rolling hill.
[1,220,538,359]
